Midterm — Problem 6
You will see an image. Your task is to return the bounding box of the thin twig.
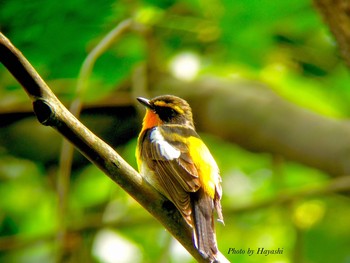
[0,212,155,251]
[76,18,133,97]
[226,175,350,214]
[1,174,350,254]
[0,32,229,262]
[55,19,134,261]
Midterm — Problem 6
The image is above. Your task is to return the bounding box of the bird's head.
[137,95,194,128]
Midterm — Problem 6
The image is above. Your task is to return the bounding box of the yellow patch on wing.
[186,136,219,199]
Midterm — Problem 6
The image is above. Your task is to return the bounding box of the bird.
[136,95,223,262]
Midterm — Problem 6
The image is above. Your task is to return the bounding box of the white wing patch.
[150,128,181,160]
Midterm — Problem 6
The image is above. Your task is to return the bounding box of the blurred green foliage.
[1,0,350,263]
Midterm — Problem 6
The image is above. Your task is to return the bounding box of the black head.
[137,95,194,127]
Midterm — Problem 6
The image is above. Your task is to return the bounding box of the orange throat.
[141,109,162,132]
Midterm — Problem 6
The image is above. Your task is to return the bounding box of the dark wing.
[140,125,201,225]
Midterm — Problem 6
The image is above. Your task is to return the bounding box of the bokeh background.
[1,0,350,262]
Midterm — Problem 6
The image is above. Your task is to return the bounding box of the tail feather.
[192,189,218,262]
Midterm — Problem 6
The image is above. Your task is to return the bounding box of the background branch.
[314,0,350,67]
[1,173,349,252]
[227,175,350,214]
[0,33,229,263]
[5,73,350,178]
[153,77,350,176]
[2,2,350,262]
[56,18,134,261]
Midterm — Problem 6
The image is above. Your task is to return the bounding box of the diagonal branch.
[0,32,229,263]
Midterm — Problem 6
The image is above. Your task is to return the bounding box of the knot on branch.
[33,99,56,126]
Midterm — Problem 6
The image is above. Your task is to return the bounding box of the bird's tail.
[191,189,219,263]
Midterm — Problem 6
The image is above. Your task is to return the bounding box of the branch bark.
[0,33,229,263]
[314,0,350,67]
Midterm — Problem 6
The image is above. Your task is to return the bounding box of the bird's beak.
[137,97,153,110]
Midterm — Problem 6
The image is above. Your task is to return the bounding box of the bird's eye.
[156,106,178,122]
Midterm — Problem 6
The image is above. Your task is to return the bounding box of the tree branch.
[0,33,229,263]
